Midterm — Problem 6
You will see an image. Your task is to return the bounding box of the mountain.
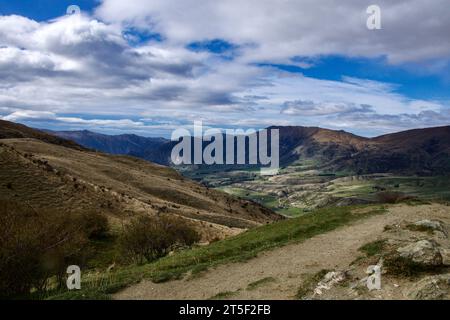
[50,125,450,176]
[0,121,282,241]
[0,120,86,151]
[46,129,173,165]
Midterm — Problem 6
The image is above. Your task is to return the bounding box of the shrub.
[0,199,109,298]
[359,239,386,257]
[384,255,428,277]
[376,191,413,204]
[120,215,201,264]
[81,212,109,240]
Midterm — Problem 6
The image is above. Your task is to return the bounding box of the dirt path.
[114,204,449,300]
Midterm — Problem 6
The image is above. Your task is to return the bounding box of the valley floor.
[114,203,450,300]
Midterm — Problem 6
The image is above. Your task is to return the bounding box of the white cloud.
[0,3,449,137]
[96,0,450,64]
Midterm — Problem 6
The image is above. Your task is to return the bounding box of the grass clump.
[405,224,435,235]
[208,290,239,300]
[246,277,276,291]
[376,191,414,204]
[384,255,430,277]
[359,240,387,257]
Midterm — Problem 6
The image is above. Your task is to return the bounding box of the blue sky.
[1,0,450,137]
[0,0,98,21]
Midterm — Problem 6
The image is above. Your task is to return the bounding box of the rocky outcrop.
[397,240,443,267]
[313,271,348,296]
[413,219,448,237]
[406,274,450,300]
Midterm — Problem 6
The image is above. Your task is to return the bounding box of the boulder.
[413,220,448,237]
[406,274,450,300]
[397,240,443,266]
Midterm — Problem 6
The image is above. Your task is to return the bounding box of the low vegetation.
[208,290,240,300]
[0,199,109,299]
[120,215,200,264]
[376,191,414,204]
[384,256,433,277]
[405,224,435,234]
[358,239,387,257]
[246,277,276,291]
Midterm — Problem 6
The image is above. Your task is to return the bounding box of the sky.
[0,0,450,137]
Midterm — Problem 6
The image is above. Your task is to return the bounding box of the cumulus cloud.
[96,0,450,65]
[0,2,449,137]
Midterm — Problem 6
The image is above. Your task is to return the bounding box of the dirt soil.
[114,204,450,300]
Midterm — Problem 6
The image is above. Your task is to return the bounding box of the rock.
[313,271,347,296]
[414,220,448,237]
[414,220,442,230]
[397,240,443,266]
[440,248,450,266]
[406,274,450,300]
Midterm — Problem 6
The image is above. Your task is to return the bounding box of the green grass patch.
[246,277,276,291]
[46,205,387,300]
[358,239,387,257]
[208,290,240,300]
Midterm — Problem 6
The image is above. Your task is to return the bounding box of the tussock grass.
[405,224,435,234]
[359,239,387,257]
[208,290,239,300]
[246,277,276,291]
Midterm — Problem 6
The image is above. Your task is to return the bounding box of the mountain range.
[49,125,450,175]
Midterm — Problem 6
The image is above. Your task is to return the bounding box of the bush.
[120,215,201,264]
[384,255,429,277]
[81,212,109,240]
[0,199,109,298]
[376,191,413,204]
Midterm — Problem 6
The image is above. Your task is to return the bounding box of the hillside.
[0,121,282,242]
[0,120,86,151]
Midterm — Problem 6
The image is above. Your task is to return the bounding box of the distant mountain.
[48,124,450,176]
[46,129,173,165]
[271,125,450,175]
[0,120,282,239]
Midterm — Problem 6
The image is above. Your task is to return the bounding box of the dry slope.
[0,121,282,241]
